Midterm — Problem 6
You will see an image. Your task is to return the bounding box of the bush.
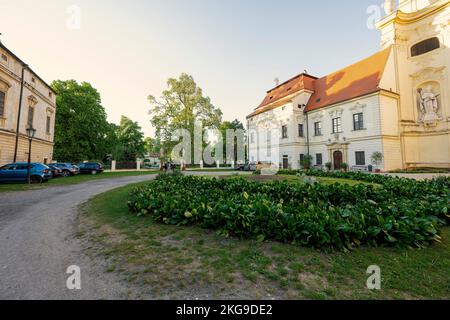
[128,172,450,250]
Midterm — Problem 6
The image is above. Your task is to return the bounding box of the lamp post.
[26,126,36,184]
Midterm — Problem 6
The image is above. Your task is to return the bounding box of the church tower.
[377,0,450,168]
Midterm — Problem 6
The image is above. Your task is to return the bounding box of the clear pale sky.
[0,0,383,136]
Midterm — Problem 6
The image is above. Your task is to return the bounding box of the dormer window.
[411,37,440,57]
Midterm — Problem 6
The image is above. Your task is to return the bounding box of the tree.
[148,73,223,163]
[51,80,111,162]
[218,119,245,163]
[144,137,161,156]
[117,116,145,161]
[371,152,384,169]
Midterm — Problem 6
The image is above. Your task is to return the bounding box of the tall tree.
[117,116,145,161]
[51,80,110,162]
[144,137,161,156]
[148,73,223,163]
[218,119,245,163]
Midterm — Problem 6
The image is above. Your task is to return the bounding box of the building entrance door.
[283,156,289,169]
[333,151,343,170]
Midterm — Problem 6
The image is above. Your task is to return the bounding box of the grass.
[187,168,239,172]
[223,174,381,187]
[0,171,159,193]
[80,181,450,300]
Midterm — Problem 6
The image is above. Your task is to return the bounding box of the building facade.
[0,42,56,166]
[247,0,450,171]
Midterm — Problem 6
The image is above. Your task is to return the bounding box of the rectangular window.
[298,124,304,137]
[0,91,5,117]
[283,155,289,169]
[282,125,288,139]
[353,113,364,131]
[46,116,51,134]
[332,117,342,133]
[355,151,366,166]
[300,154,304,164]
[314,122,322,136]
[27,107,34,127]
[250,133,255,144]
[316,153,323,165]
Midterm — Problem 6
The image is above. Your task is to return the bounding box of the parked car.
[47,164,63,178]
[53,163,80,177]
[0,163,53,184]
[236,162,257,171]
[77,162,104,175]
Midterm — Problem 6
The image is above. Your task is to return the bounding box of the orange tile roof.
[305,46,392,112]
[247,47,392,118]
[247,74,317,118]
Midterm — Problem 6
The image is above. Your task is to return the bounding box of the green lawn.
[187,168,239,172]
[79,181,450,300]
[0,171,159,193]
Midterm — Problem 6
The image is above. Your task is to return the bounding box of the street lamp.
[26,126,36,184]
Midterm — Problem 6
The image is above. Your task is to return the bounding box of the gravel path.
[0,175,158,300]
[0,171,249,300]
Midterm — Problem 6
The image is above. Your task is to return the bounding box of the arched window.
[411,37,440,57]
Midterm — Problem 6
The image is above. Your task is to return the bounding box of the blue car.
[0,162,53,184]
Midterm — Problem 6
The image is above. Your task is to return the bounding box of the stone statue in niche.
[417,86,442,124]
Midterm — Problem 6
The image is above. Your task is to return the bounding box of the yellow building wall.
[0,132,53,166]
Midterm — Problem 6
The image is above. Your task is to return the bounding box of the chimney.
[274,77,280,86]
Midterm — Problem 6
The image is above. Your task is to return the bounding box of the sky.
[0,0,384,137]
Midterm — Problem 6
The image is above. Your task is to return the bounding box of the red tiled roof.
[305,47,392,112]
[247,73,317,118]
[247,47,392,118]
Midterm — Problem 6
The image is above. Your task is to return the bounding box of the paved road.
[0,171,249,300]
[0,175,160,300]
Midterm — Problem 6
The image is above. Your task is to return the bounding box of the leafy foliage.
[128,173,449,250]
[117,116,145,161]
[148,73,223,162]
[51,80,112,162]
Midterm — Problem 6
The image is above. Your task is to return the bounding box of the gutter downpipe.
[305,111,310,156]
[13,64,28,162]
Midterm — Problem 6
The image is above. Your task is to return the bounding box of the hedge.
[128,173,450,250]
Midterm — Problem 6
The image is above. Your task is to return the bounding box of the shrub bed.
[128,173,449,250]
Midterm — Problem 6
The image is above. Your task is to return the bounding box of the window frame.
[0,90,5,118]
[353,113,364,131]
[46,116,51,134]
[332,117,342,134]
[27,106,35,128]
[298,124,304,137]
[316,153,323,166]
[314,122,322,136]
[355,151,366,166]
[281,125,288,139]
[411,37,440,58]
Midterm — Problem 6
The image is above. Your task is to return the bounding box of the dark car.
[47,164,63,178]
[77,162,104,175]
[53,163,80,177]
[236,162,257,171]
[0,163,53,184]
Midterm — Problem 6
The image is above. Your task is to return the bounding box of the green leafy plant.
[371,152,384,171]
[128,172,449,251]
[301,155,313,170]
